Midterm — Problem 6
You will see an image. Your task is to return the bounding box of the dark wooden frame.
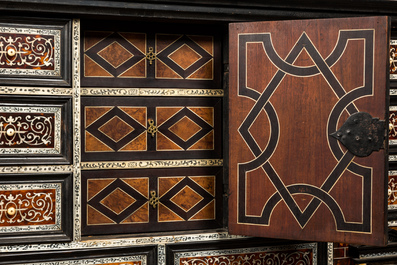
[0,172,73,245]
[0,245,156,264]
[0,17,72,87]
[0,95,72,165]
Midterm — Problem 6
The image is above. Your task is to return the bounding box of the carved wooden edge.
[81,87,224,97]
[81,159,223,170]
[327,242,334,265]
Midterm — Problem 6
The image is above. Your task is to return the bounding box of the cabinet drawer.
[0,18,71,86]
[0,173,72,245]
[81,23,221,89]
[0,96,72,165]
[0,245,155,265]
[81,96,222,162]
[167,239,318,265]
[82,167,223,236]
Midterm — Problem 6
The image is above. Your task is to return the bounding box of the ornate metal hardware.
[147,119,158,137]
[330,112,385,157]
[149,190,159,209]
[145,47,156,65]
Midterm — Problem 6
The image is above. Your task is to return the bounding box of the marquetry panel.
[0,97,72,165]
[81,167,222,235]
[391,40,397,80]
[0,173,72,245]
[229,17,388,245]
[81,25,221,88]
[0,18,71,86]
[390,106,397,145]
[0,187,58,228]
[81,97,222,161]
[169,241,317,265]
[389,171,397,210]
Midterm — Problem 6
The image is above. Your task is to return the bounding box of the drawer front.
[81,96,222,162]
[0,246,156,265]
[389,171,397,210]
[391,40,397,80]
[0,173,72,245]
[0,97,72,165]
[82,167,223,235]
[390,105,397,146]
[167,240,317,265]
[0,18,71,86]
[81,25,221,88]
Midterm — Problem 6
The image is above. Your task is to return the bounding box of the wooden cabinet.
[0,2,394,264]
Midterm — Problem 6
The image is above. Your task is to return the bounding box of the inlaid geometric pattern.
[98,41,134,68]
[156,34,213,80]
[84,106,147,152]
[82,168,222,235]
[82,97,221,162]
[100,188,136,214]
[98,116,135,143]
[157,107,214,151]
[84,31,146,78]
[82,29,220,88]
[170,186,204,212]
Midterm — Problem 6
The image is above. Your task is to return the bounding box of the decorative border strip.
[173,243,318,265]
[389,155,397,162]
[22,255,146,265]
[81,159,223,170]
[359,249,397,259]
[72,18,81,242]
[81,87,224,97]
[389,170,397,210]
[0,26,61,76]
[327,242,333,265]
[0,183,61,233]
[0,165,73,174]
[0,106,61,154]
[391,40,397,80]
[158,244,166,265]
[0,86,72,96]
[0,231,245,252]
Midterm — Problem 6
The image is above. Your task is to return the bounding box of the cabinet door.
[229,16,389,246]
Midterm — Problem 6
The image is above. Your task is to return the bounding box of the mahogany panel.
[81,167,223,236]
[81,96,222,161]
[229,17,389,245]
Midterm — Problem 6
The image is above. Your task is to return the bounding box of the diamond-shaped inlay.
[168,44,202,70]
[169,116,202,142]
[98,41,134,68]
[170,186,204,212]
[100,188,136,215]
[99,116,134,142]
